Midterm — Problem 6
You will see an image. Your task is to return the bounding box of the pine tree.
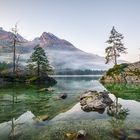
[27,45,52,76]
[105,26,127,65]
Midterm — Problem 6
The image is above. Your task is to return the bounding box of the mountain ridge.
[0,27,125,70]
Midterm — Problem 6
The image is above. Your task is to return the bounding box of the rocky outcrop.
[59,93,67,99]
[26,76,57,85]
[100,62,140,83]
[80,90,113,112]
[0,75,57,86]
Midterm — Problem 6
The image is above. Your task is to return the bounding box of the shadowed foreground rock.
[80,90,113,112]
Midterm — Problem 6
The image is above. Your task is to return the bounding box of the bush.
[106,63,128,76]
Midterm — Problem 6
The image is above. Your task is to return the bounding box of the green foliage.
[27,45,53,76]
[105,26,127,65]
[106,63,128,76]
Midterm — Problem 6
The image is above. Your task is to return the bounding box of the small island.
[100,62,140,83]
[0,29,56,85]
[100,27,140,84]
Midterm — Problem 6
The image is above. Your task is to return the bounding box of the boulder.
[77,130,87,139]
[37,115,49,121]
[64,130,87,139]
[80,90,113,112]
[59,93,67,99]
[65,132,77,139]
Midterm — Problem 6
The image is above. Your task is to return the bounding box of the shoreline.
[50,75,103,77]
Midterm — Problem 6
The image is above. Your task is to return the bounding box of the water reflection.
[0,76,140,139]
[5,86,26,140]
[0,86,20,140]
[107,96,129,139]
[1,76,103,123]
[10,88,17,140]
[104,83,140,101]
[52,75,101,81]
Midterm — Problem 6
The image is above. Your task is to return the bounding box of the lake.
[0,75,140,140]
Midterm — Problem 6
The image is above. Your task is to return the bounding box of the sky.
[0,0,140,62]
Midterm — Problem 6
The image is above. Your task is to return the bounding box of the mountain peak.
[41,32,60,41]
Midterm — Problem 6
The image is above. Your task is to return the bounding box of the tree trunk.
[114,55,117,65]
[13,38,16,75]
[113,47,117,65]
[37,62,40,77]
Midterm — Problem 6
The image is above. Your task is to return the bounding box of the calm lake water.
[0,75,140,140]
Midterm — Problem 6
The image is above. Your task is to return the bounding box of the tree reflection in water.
[107,96,129,139]
[10,87,24,140]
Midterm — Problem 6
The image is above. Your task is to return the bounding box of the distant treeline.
[0,62,106,75]
[56,69,106,75]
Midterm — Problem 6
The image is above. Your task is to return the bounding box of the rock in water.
[38,88,49,92]
[37,87,54,92]
[37,115,49,121]
[65,132,77,139]
[59,93,67,99]
[80,90,113,112]
[77,130,87,138]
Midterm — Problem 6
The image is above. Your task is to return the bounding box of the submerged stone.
[59,93,67,99]
[37,87,54,92]
[128,134,140,140]
[64,132,77,139]
[37,115,49,121]
[112,128,127,140]
[77,130,87,139]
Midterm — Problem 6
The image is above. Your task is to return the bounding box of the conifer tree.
[105,26,127,65]
[27,45,52,76]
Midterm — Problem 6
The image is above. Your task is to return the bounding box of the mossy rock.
[106,63,128,76]
[100,62,140,83]
[0,75,57,86]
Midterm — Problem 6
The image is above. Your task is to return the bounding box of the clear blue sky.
[0,0,140,62]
